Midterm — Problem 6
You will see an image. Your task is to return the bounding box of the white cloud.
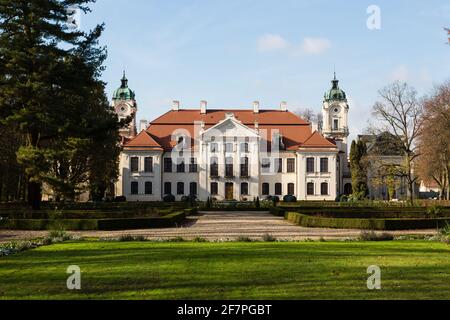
[257,34,290,52]
[301,37,332,55]
[257,34,331,56]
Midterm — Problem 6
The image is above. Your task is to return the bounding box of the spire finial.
[121,71,128,88]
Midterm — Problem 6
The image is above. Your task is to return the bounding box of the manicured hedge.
[0,219,98,231]
[0,207,181,220]
[97,211,186,231]
[0,211,186,231]
[286,212,450,230]
[278,206,450,219]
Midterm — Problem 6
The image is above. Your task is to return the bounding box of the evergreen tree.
[350,140,368,199]
[0,0,118,207]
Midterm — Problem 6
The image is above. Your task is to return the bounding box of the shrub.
[263,233,276,242]
[360,230,394,241]
[193,237,208,243]
[114,196,127,202]
[427,205,444,218]
[255,197,260,209]
[271,196,280,204]
[118,234,146,242]
[163,194,176,203]
[168,236,185,242]
[237,236,253,242]
[283,195,297,203]
[270,207,286,217]
[48,230,71,240]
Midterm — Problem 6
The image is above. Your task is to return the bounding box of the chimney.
[172,100,180,112]
[139,120,148,132]
[200,100,207,114]
[253,101,260,114]
[280,101,287,112]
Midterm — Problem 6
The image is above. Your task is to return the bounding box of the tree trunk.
[27,181,42,210]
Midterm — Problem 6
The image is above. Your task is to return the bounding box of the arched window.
[211,182,218,196]
[241,183,249,196]
[190,182,198,195]
[288,183,295,196]
[240,157,249,177]
[321,183,329,196]
[275,183,282,196]
[225,157,234,178]
[177,182,185,195]
[210,157,219,177]
[131,182,139,195]
[262,183,270,196]
[164,182,172,195]
[307,183,315,196]
[145,182,152,195]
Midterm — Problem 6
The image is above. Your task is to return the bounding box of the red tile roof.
[124,130,163,150]
[126,109,336,152]
[301,131,337,148]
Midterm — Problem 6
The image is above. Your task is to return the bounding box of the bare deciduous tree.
[372,81,423,202]
[417,81,450,199]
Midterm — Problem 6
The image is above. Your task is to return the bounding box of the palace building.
[114,74,352,201]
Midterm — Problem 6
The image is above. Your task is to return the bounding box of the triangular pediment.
[202,113,259,138]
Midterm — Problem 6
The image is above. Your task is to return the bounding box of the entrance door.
[225,183,234,200]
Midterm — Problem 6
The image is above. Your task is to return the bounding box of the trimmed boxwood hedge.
[286,212,450,230]
[0,211,186,231]
[277,206,450,219]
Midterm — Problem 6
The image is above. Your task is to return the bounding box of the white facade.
[114,74,352,202]
[117,113,339,201]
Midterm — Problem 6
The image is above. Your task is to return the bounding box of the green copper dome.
[324,73,347,102]
[113,72,136,101]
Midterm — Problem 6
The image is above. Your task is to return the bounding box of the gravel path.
[0,211,438,243]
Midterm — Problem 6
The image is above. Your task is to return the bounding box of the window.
[177,159,185,173]
[307,183,315,196]
[164,158,172,173]
[210,157,219,178]
[226,143,234,153]
[131,182,138,195]
[190,182,197,195]
[277,158,283,173]
[287,159,296,173]
[164,182,172,195]
[333,119,339,130]
[275,183,282,196]
[241,143,249,153]
[262,158,271,173]
[240,157,249,177]
[288,183,295,196]
[145,182,152,195]
[321,183,329,196]
[210,143,218,153]
[211,182,218,195]
[225,157,234,178]
[320,158,329,173]
[189,158,198,173]
[306,158,315,173]
[130,157,139,172]
[262,183,270,196]
[144,157,153,173]
[177,182,185,195]
[241,183,249,195]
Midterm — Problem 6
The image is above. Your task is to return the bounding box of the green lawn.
[1,241,450,300]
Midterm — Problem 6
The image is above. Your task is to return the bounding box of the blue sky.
[82,0,450,142]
